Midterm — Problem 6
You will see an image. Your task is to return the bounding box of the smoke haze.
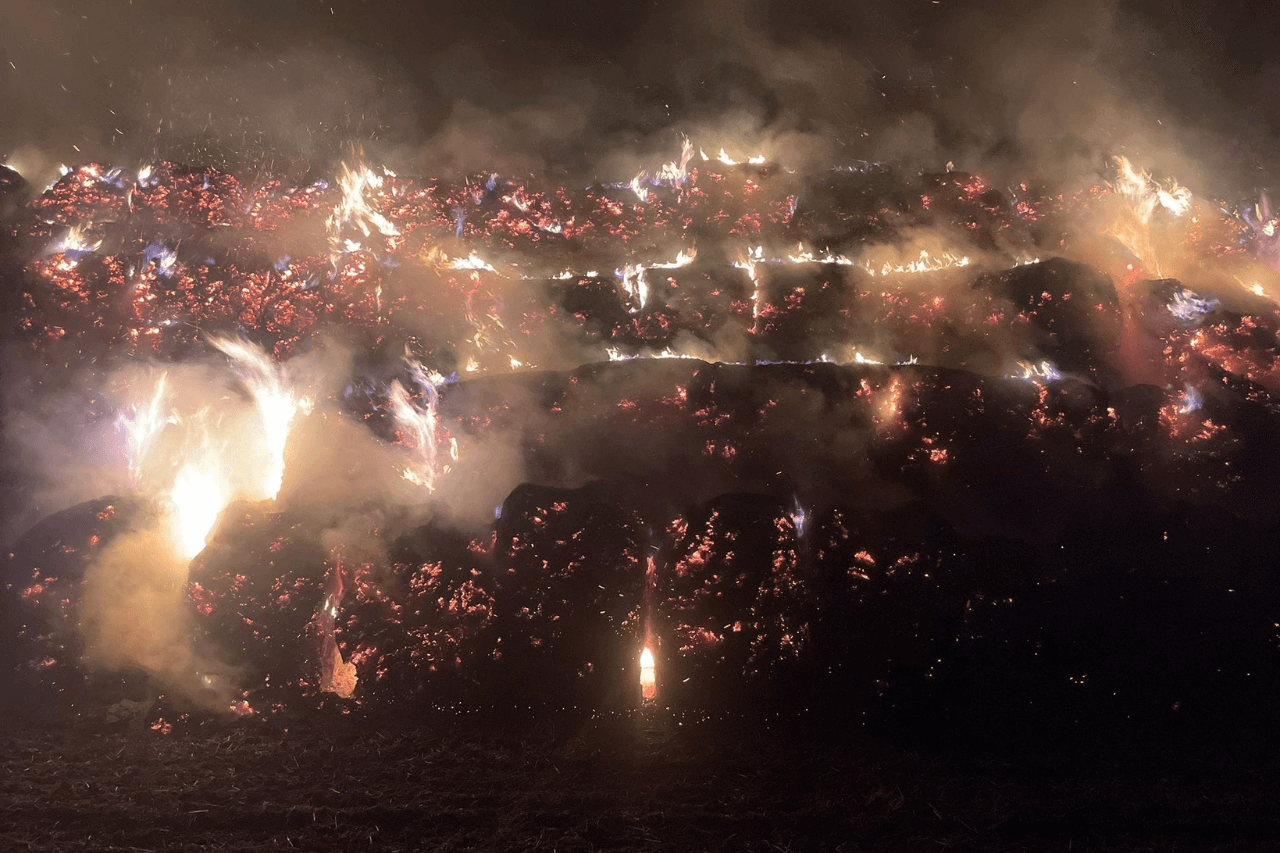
[1,0,1278,191]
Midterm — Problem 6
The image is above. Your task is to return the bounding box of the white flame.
[620,248,696,313]
[169,461,226,561]
[873,250,971,277]
[656,136,696,183]
[1112,156,1193,223]
[630,171,650,203]
[326,160,399,260]
[1012,360,1063,382]
[788,244,854,265]
[447,252,498,272]
[210,336,311,500]
[52,223,102,258]
[389,357,452,491]
[117,373,174,486]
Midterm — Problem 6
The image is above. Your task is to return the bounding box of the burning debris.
[4,144,1280,730]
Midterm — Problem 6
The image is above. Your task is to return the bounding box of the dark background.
[2,0,1279,193]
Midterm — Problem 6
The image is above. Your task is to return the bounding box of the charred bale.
[340,520,497,707]
[972,258,1122,383]
[652,493,812,710]
[186,503,332,709]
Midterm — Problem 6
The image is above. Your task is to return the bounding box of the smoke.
[2,0,1277,191]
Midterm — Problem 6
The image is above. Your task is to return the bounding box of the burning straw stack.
[3,150,1280,735]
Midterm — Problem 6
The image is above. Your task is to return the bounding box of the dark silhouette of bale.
[186,502,331,707]
[973,258,1121,383]
[751,262,865,363]
[0,496,148,716]
[492,482,647,708]
[787,166,912,249]
[551,275,631,346]
[867,368,1114,534]
[802,504,978,717]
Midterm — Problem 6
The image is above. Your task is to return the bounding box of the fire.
[705,147,766,166]
[621,247,696,312]
[1106,156,1193,274]
[630,171,650,203]
[447,252,498,272]
[52,223,102,261]
[656,136,696,183]
[117,373,173,486]
[326,159,400,262]
[871,250,971,277]
[169,461,226,561]
[1113,155,1192,221]
[734,247,763,333]
[317,554,358,698]
[639,645,657,701]
[389,356,453,491]
[787,245,855,265]
[210,336,311,500]
[1013,360,1063,382]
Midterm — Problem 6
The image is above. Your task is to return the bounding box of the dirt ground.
[1,707,1277,853]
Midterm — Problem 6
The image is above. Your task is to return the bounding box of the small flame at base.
[640,646,657,702]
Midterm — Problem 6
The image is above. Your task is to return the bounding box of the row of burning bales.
[3,142,1280,725]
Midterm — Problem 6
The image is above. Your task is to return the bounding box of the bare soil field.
[2,708,1278,852]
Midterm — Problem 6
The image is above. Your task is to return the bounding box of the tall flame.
[210,336,311,500]
[169,459,227,561]
[117,373,173,486]
[389,356,456,491]
[1107,156,1192,274]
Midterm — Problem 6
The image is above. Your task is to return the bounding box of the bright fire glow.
[117,373,173,486]
[326,160,400,261]
[630,171,650,203]
[639,645,656,701]
[656,136,696,183]
[169,461,226,561]
[52,223,102,260]
[210,336,311,500]
[389,357,454,491]
[1107,156,1193,273]
[621,248,696,312]
[1113,156,1193,221]
[447,252,498,272]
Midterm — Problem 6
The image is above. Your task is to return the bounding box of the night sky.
[2,0,1280,191]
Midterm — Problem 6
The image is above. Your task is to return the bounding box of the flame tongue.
[640,645,657,701]
[169,461,225,561]
[316,551,357,699]
[118,372,173,486]
[210,336,311,501]
[389,356,456,491]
